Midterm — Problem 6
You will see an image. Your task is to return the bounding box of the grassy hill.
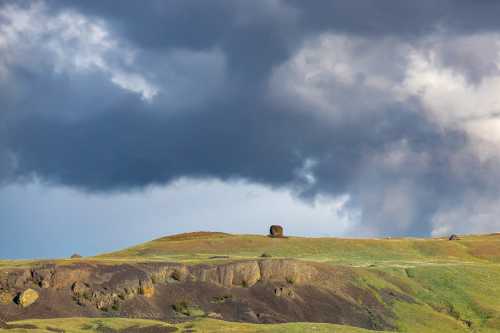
[2,232,500,332]
[99,231,500,265]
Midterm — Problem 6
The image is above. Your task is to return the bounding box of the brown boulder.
[269,225,284,238]
[16,288,39,308]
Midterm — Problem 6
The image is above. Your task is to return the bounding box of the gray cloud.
[2,1,500,237]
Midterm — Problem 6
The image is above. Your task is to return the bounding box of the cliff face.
[0,260,401,330]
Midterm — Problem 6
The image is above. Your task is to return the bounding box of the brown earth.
[0,259,405,331]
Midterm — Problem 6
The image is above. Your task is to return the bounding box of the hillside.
[99,231,500,264]
[2,232,500,332]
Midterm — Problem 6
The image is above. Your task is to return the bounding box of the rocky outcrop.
[259,259,318,284]
[193,261,261,287]
[149,264,189,284]
[0,260,320,306]
[32,268,54,288]
[139,279,155,298]
[0,259,400,330]
[189,259,320,288]
[16,288,39,307]
[0,259,320,315]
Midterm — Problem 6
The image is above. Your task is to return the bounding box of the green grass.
[177,318,391,332]
[90,232,500,267]
[345,264,500,332]
[3,232,499,267]
[2,318,388,333]
[1,317,175,333]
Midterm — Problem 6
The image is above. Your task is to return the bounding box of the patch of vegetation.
[172,301,205,317]
[210,295,232,304]
[1,318,391,333]
[405,268,416,278]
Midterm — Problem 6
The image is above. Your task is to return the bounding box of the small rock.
[207,312,223,319]
[448,234,460,241]
[269,225,284,238]
[0,319,8,328]
[16,288,39,308]
[70,253,82,259]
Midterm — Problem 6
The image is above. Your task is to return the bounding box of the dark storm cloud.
[2,0,500,236]
[46,0,299,82]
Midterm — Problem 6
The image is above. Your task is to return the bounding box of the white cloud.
[271,31,500,161]
[403,42,500,129]
[0,1,158,101]
[269,34,409,120]
[111,71,158,101]
[271,32,500,143]
[401,34,500,164]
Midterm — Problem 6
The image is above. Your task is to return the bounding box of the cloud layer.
[2,1,500,239]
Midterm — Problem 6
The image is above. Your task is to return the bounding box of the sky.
[2,1,500,259]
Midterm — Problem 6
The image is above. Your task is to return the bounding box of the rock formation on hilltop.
[269,225,284,237]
